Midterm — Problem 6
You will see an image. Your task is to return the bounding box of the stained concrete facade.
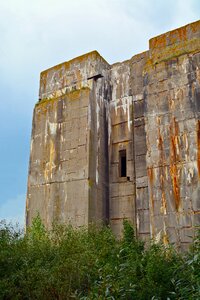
[26,20,200,249]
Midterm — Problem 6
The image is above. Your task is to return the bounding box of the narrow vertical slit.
[119,150,127,177]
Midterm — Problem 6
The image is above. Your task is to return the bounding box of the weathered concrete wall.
[27,21,200,247]
[144,20,200,249]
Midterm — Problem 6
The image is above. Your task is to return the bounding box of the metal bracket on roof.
[87,74,103,81]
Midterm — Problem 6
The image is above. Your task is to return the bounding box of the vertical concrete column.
[109,61,136,236]
[130,51,150,241]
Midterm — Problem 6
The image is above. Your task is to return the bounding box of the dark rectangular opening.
[119,150,126,177]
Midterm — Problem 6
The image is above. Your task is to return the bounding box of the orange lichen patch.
[150,20,200,51]
[190,20,200,33]
[197,120,200,178]
[148,38,200,67]
[150,34,166,50]
[164,39,198,62]
[178,26,187,42]
[166,27,187,45]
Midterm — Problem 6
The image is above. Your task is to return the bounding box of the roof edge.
[41,50,110,76]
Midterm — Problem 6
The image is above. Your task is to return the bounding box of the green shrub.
[0,219,199,299]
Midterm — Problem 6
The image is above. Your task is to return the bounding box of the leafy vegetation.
[0,217,199,299]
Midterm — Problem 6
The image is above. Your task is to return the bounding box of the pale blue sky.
[0,0,199,226]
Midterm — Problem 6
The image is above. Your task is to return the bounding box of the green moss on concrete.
[153,38,199,64]
[35,87,91,108]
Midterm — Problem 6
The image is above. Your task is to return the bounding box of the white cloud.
[0,194,25,227]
